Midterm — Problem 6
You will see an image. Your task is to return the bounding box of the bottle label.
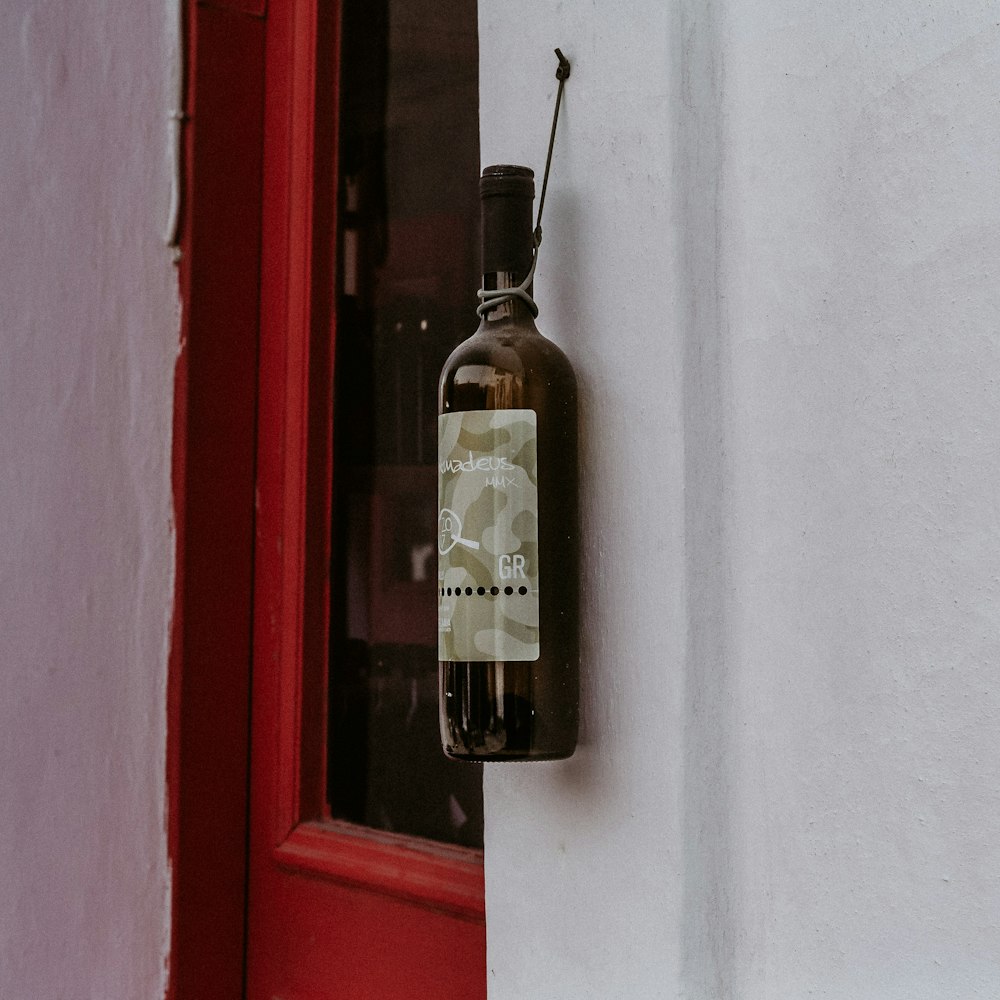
[438,409,539,661]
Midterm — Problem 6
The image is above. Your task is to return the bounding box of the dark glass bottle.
[437,164,579,760]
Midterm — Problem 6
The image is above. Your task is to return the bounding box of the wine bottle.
[437,164,579,760]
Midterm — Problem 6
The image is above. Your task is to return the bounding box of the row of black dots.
[441,585,529,597]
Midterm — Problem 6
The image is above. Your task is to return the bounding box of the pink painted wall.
[0,2,177,995]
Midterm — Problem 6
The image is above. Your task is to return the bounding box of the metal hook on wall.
[476,47,572,320]
[534,47,571,248]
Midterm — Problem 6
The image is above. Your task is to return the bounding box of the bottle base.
[439,660,578,763]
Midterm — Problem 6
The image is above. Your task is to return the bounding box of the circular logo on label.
[438,507,481,555]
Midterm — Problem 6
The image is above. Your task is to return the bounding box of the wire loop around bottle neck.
[476,236,541,319]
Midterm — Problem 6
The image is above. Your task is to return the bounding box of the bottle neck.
[481,172,535,325]
[481,270,536,324]
[479,166,537,326]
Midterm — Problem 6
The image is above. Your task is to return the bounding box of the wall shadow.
[673,0,743,995]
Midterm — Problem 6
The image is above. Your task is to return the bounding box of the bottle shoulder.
[440,318,578,391]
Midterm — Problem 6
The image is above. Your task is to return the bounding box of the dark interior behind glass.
[327,0,484,848]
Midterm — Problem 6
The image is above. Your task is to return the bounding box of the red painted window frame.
[169,1,485,997]
[246,2,485,994]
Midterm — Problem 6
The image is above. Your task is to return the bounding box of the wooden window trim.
[252,0,484,912]
[169,3,485,996]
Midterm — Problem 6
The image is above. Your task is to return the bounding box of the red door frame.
[170,1,485,997]
[168,1,267,997]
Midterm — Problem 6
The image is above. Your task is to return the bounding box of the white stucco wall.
[480,2,1000,998]
[479,4,688,996]
[0,3,177,997]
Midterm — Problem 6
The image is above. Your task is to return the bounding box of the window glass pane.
[327,0,483,848]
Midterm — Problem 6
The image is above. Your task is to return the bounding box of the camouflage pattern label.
[438,409,539,661]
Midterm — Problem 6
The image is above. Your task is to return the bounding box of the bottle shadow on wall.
[534,186,607,795]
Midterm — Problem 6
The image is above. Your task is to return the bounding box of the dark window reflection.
[327,0,483,848]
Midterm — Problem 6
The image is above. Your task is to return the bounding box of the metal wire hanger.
[477,48,571,319]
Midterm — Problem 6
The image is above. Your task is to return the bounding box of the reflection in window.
[327,0,483,848]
